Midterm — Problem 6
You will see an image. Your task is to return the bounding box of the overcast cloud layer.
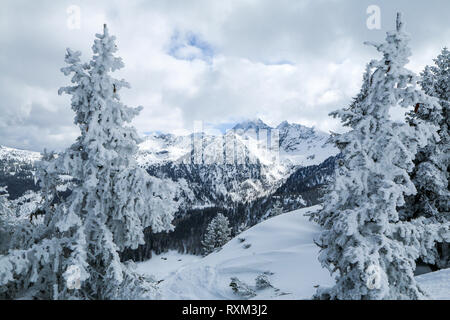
[1,0,449,151]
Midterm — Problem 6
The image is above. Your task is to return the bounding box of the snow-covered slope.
[137,205,450,300]
[416,268,450,300]
[135,250,201,281]
[139,205,334,299]
[0,145,41,163]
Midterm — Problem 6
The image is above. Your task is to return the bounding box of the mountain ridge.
[1,120,339,255]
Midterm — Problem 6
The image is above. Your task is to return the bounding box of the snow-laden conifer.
[202,213,232,255]
[404,47,449,222]
[0,186,42,257]
[0,186,14,253]
[0,187,12,219]
[269,200,284,218]
[0,25,177,299]
[315,13,442,300]
[403,47,450,268]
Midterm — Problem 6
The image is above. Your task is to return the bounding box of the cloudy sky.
[1,0,449,152]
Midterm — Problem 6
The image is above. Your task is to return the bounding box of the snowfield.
[135,250,201,281]
[416,268,450,300]
[137,205,450,300]
[139,205,333,299]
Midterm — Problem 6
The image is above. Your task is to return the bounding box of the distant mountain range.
[0,119,339,256]
[136,119,337,207]
[138,119,336,167]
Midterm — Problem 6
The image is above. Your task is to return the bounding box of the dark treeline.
[0,159,39,199]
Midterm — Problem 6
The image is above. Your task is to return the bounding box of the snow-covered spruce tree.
[309,66,372,226]
[402,48,450,268]
[0,185,43,257]
[403,48,450,264]
[0,186,14,253]
[314,14,442,300]
[0,25,177,300]
[403,47,449,223]
[202,213,232,255]
[269,200,283,218]
[0,187,12,218]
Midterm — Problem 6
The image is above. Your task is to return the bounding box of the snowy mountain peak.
[137,120,338,167]
[276,120,290,129]
[232,118,271,132]
[277,121,320,137]
[274,122,337,167]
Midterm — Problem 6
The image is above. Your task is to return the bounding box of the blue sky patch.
[168,30,214,62]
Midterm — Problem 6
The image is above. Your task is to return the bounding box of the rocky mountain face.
[137,119,337,207]
[0,119,339,257]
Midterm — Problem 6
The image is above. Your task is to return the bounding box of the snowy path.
[136,250,201,281]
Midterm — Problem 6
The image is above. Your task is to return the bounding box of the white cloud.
[0,0,448,151]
